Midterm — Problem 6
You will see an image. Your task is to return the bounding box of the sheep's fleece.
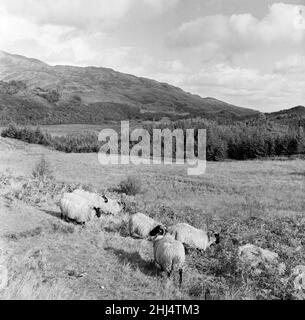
[59,193,99,223]
[168,223,218,251]
[129,212,160,238]
[153,235,185,274]
[73,190,123,215]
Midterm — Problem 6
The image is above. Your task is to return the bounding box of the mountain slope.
[266,106,305,126]
[0,50,259,124]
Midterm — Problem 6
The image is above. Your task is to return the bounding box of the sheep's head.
[99,195,125,214]
[149,225,167,239]
[207,230,220,246]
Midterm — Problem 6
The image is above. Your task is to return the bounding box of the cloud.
[159,2,305,111]
[274,54,305,74]
[1,0,180,29]
[167,3,305,52]
[167,64,305,112]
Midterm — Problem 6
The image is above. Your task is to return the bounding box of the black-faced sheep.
[149,225,185,286]
[129,212,163,239]
[167,223,220,252]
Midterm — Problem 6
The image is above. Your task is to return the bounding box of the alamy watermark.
[97,121,206,176]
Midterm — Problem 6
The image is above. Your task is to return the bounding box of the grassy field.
[0,136,305,300]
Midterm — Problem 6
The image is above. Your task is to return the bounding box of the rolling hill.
[0,50,259,125]
[265,106,305,126]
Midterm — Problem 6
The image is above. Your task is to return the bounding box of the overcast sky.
[0,0,305,112]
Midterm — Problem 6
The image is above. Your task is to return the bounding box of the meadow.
[0,136,305,300]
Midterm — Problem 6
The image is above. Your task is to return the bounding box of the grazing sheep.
[167,223,220,252]
[59,193,101,224]
[149,225,185,286]
[129,212,162,239]
[72,190,125,215]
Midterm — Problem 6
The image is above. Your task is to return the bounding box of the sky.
[0,0,305,112]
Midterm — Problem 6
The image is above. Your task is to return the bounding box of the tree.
[296,125,305,154]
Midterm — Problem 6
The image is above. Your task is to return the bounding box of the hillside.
[266,106,305,126]
[0,51,259,125]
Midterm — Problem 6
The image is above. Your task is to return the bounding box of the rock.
[238,244,279,267]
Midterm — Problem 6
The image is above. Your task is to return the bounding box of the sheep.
[72,190,125,215]
[167,223,220,252]
[149,225,185,286]
[129,212,162,239]
[59,193,102,224]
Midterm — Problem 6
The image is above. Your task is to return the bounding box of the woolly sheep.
[167,223,220,252]
[72,190,125,215]
[129,212,162,239]
[149,225,185,286]
[59,193,101,224]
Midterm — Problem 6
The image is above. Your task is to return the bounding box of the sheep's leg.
[179,269,183,287]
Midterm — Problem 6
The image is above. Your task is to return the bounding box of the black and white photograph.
[0,0,305,301]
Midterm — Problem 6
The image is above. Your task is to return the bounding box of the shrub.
[1,124,51,146]
[38,89,60,103]
[116,176,142,196]
[1,123,19,139]
[52,132,100,153]
[32,157,53,181]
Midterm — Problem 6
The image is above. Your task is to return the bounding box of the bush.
[116,176,142,196]
[52,132,100,153]
[1,124,51,146]
[32,157,53,181]
[1,123,19,139]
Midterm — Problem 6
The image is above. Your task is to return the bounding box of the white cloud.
[274,54,305,74]
[0,0,180,29]
[167,3,305,51]
[161,3,305,111]
[169,64,305,112]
